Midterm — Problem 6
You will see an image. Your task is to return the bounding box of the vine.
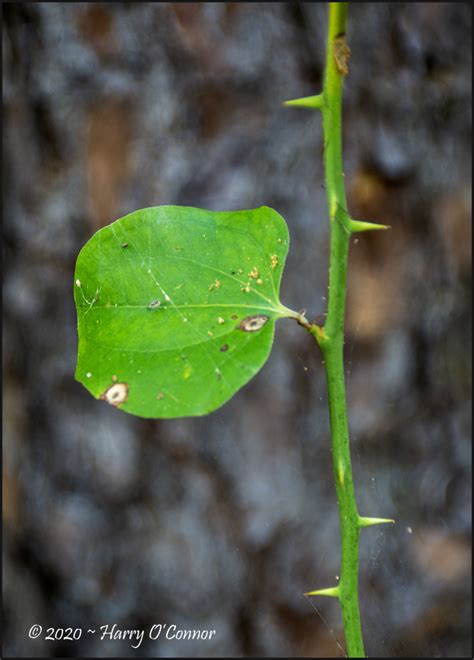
[285,3,393,656]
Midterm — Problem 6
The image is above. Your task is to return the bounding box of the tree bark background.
[3,3,471,657]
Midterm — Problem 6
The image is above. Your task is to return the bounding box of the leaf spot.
[248,267,259,279]
[239,315,269,332]
[121,242,128,248]
[101,382,129,407]
[220,344,229,352]
[86,372,92,378]
[270,254,279,269]
[76,279,81,288]
[218,317,225,324]
[157,392,164,400]
[148,299,161,308]
[231,314,238,320]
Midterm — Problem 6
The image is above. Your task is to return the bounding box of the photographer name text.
[28,623,216,648]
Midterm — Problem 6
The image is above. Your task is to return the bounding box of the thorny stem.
[285,3,392,657]
[318,5,365,657]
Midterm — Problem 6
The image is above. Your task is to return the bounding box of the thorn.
[305,586,340,598]
[349,219,391,233]
[358,516,395,528]
[283,94,324,110]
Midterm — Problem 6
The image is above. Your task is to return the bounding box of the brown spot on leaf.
[231,314,238,320]
[157,392,164,400]
[239,315,269,332]
[122,242,128,248]
[101,382,128,407]
[220,344,229,352]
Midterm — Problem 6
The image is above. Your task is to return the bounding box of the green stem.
[318,3,365,656]
[284,3,394,655]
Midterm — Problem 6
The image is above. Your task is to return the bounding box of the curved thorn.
[358,516,395,528]
[283,94,324,110]
[304,586,340,598]
[349,219,391,233]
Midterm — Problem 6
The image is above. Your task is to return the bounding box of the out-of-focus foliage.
[3,3,471,657]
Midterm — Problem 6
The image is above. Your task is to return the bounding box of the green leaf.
[74,205,295,418]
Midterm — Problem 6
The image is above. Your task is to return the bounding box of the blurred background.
[2,2,471,657]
